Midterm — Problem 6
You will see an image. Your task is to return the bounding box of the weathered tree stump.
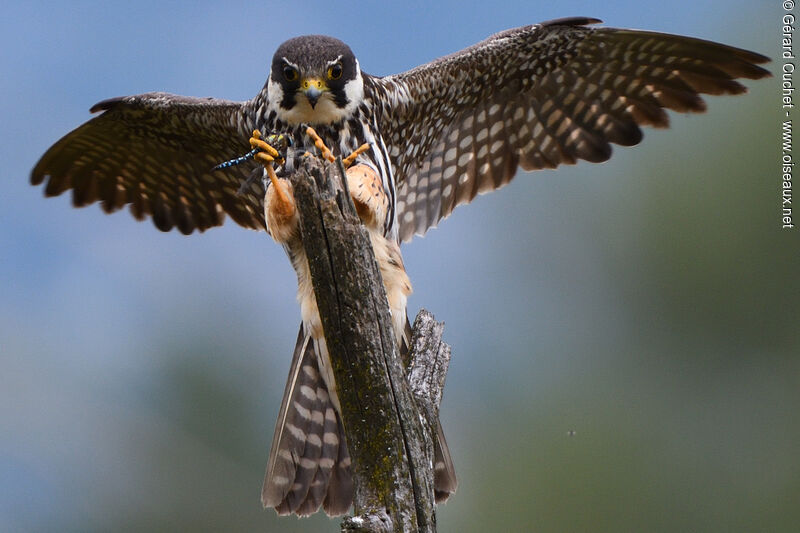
[288,157,451,532]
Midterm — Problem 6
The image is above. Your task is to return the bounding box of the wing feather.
[367,18,770,241]
[31,92,265,234]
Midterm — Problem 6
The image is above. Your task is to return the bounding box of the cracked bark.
[288,157,450,533]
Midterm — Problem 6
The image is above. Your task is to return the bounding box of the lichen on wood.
[288,157,451,532]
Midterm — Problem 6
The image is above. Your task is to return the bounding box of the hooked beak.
[301,78,327,108]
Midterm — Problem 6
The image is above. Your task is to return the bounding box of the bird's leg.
[304,126,371,169]
[303,127,383,230]
[304,126,336,163]
[251,130,291,208]
[251,130,297,244]
[341,143,371,168]
[214,130,292,197]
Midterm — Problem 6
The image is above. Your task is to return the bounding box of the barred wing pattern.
[370,17,771,242]
[31,93,265,234]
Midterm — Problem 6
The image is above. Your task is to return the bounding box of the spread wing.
[368,17,771,242]
[31,92,266,234]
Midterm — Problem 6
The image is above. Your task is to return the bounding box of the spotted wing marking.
[367,18,770,241]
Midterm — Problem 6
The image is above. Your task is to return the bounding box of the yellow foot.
[250,130,296,242]
[304,126,335,163]
[250,130,285,167]
[305,126,371,168]
[342,143,371,168]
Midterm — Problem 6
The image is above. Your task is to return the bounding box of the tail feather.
[323,420,354,516]
[296,387,341,515]
[263,324,353,516]
[262,328,311,509]
[433,421,457,502]
[263,317,456,517]
[277,360,327,514]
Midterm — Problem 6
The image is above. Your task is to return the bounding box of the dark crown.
[272,35,356,75]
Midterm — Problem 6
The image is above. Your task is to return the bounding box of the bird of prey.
[30,17,769,517]
[252,126,456,515]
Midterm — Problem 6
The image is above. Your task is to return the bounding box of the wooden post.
[288,157,450,532]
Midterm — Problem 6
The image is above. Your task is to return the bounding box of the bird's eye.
[327,63,343,80]
[283,66,299,82]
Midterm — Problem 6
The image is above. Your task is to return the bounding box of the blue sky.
[1,2,788,532]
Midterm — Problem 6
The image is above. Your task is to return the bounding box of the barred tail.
[263,319,457,516]
[262,324,352,516]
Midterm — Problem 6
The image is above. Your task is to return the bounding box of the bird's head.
[267,35,363,126]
